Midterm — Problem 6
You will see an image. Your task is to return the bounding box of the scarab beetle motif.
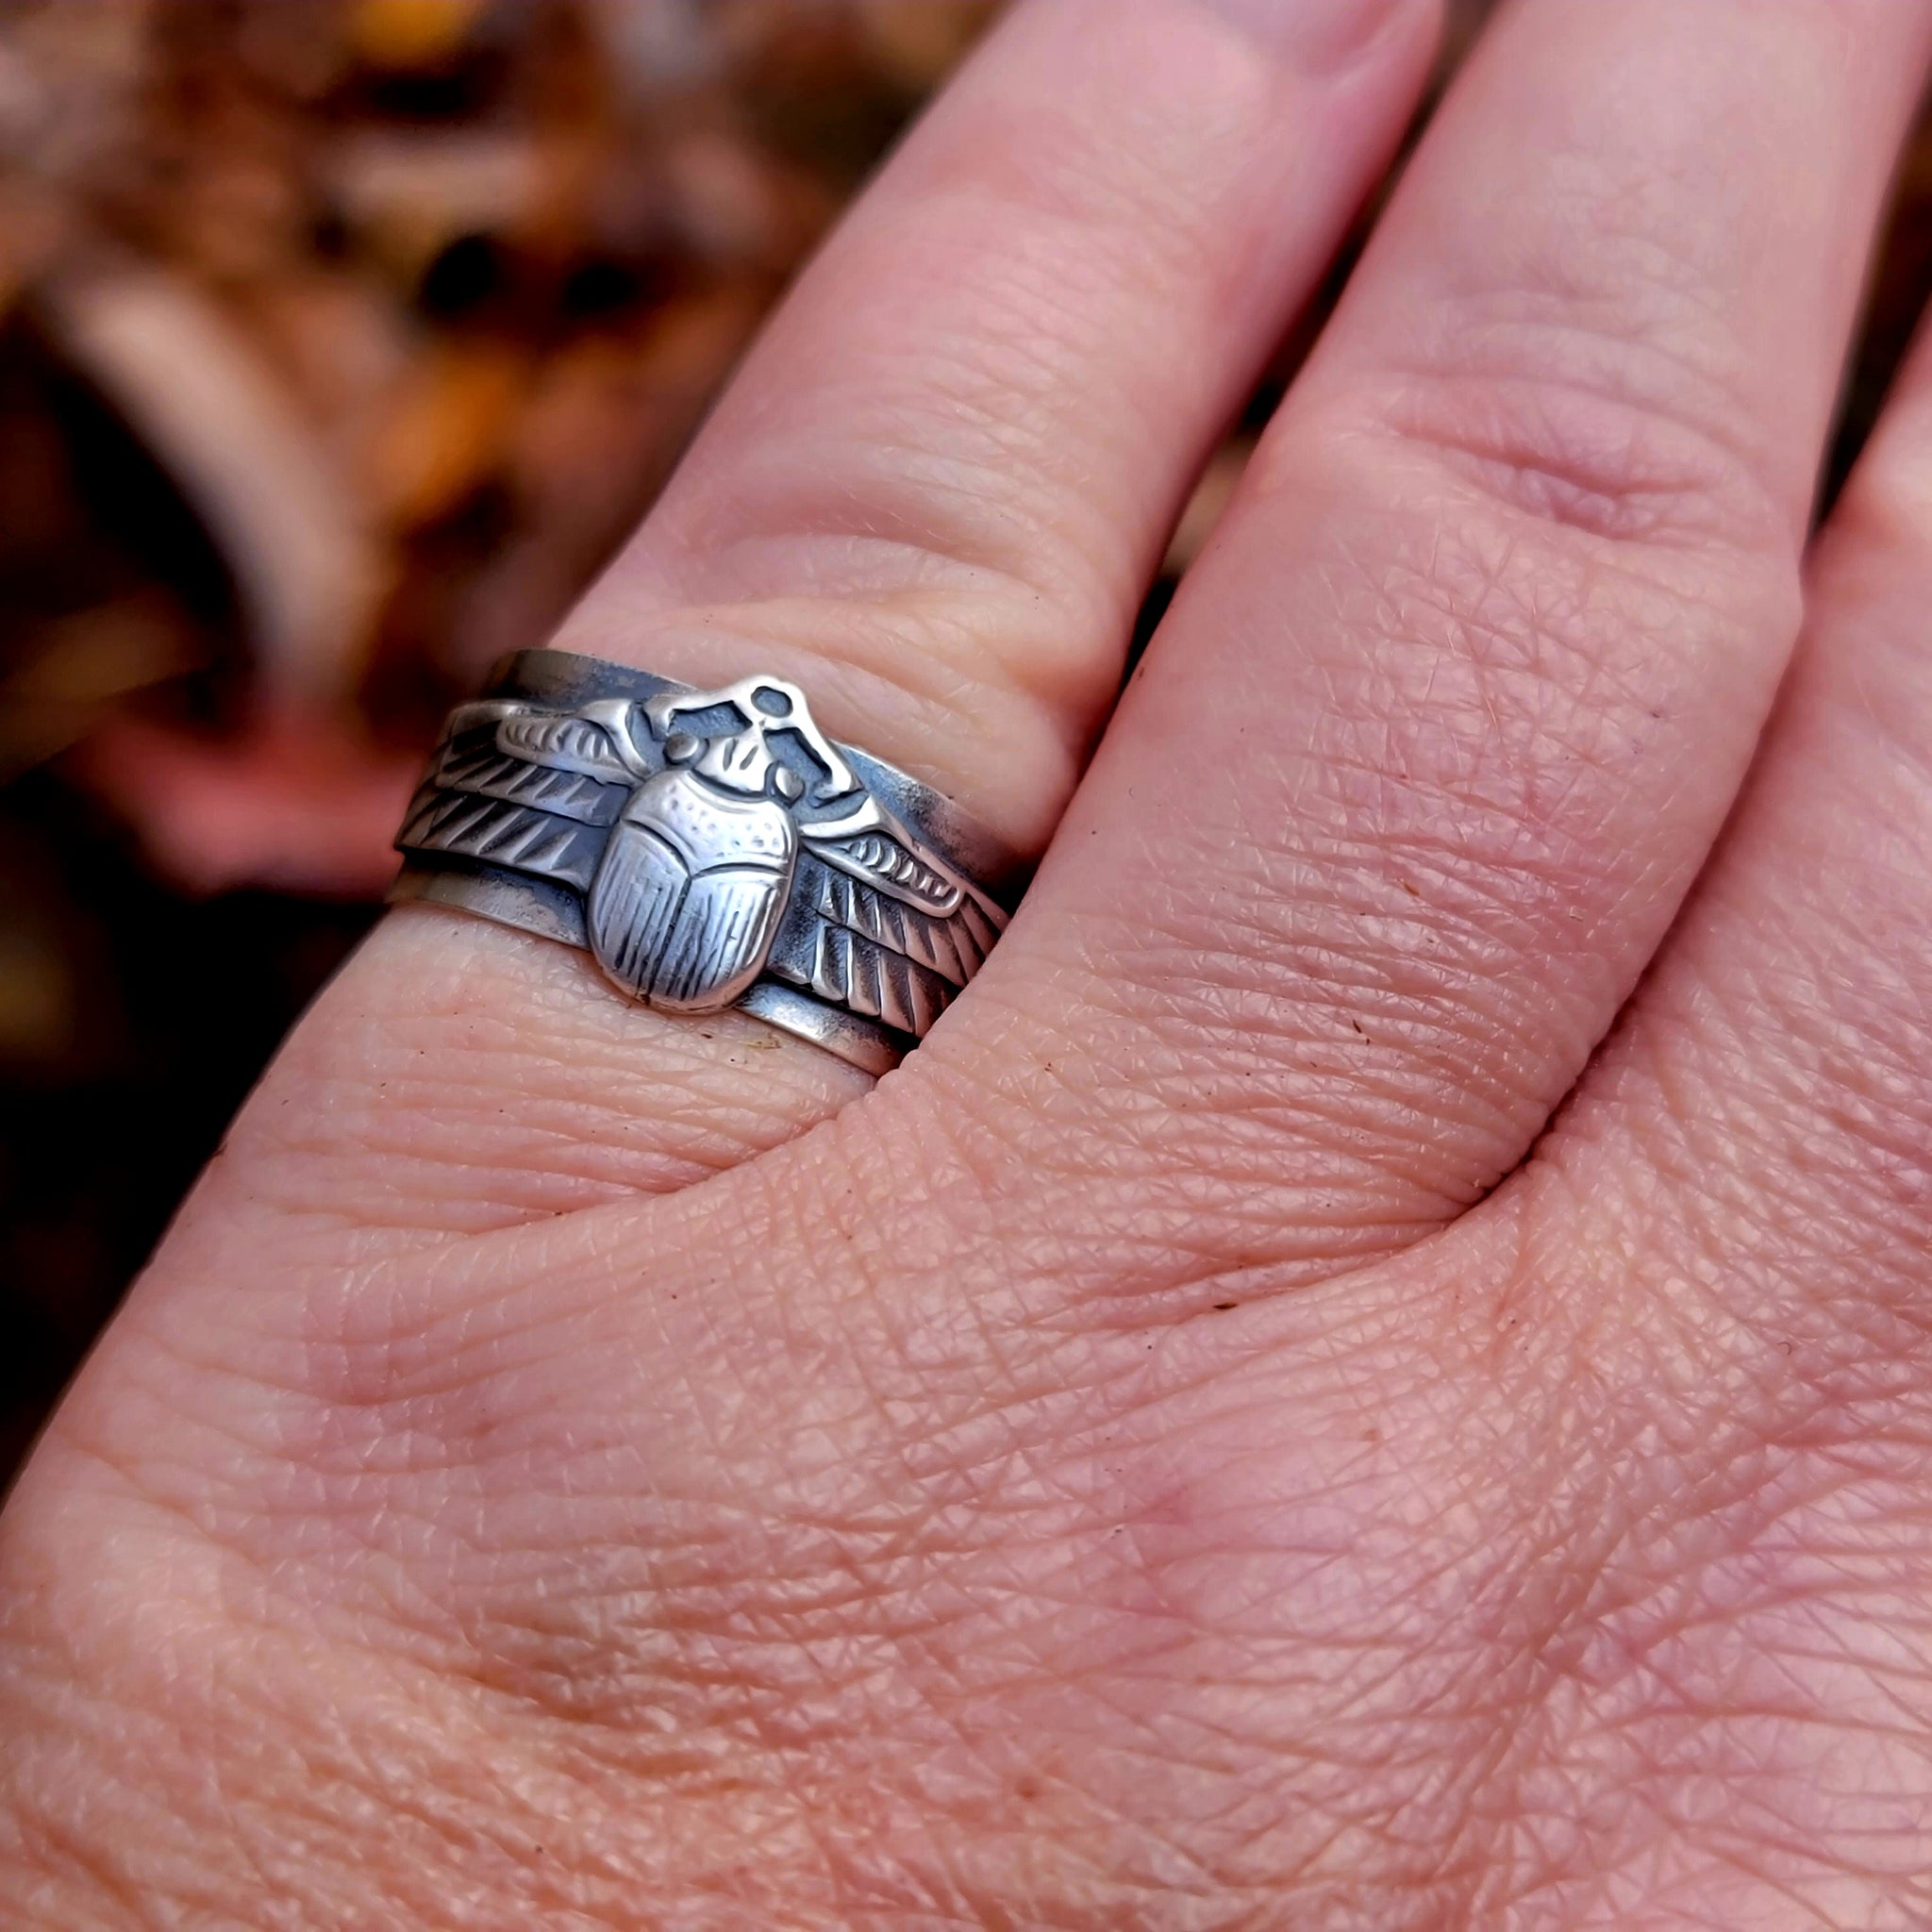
[587,681,824,1011]
[399,675,1008,1033]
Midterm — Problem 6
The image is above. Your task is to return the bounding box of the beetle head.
[646,677,857,803]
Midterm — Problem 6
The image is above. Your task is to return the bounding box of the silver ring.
[390,648,1024,1072]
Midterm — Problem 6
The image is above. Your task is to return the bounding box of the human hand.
[10,1,1932,1923]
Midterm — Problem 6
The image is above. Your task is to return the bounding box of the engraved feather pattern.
[806,825,965,916]
[802,812,1005,973]
[430,743,625,827]
[397,701,635,888]
[491,707,641,784]
[398,786,607,889]
[764,811,1008,1034]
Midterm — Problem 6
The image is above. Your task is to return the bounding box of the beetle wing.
[490,704,643,785]
[586,821,689,1000]
[646,863,791,1012]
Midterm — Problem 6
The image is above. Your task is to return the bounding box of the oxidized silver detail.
[391,650,1020,1070]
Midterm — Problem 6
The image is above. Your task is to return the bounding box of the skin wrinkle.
[769,1236,1553,1901]
[1341,149,1806,509]
[1315,0,1881,509]
[227,914,874,1229]
[580,0,1425,832]
[1303,343,1790,554]
[1492,1423,1932,1926]
[1027,703,1615,1243]
[53,1120,1576,1916]
[1559,609,1932,1307]
[1476,1129,1932,1922]
[1092,870,1557,1078]
[0,1166,1846,1924]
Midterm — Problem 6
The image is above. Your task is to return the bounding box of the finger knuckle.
[1299,241,1798,559]
[1354,351,1783,554]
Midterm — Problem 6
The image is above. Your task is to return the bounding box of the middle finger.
[908,0,1932,1298]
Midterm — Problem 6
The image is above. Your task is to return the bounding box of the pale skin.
[13,0,1932,1922]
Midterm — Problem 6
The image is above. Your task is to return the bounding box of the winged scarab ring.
[391,649,1024,1071]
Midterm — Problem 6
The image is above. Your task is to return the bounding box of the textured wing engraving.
[397,786,610,889]
[807,825,967,917]
[398,700,644,888]
[430,699,643,820]
[491,702,643,784]
[774,809,1008,1035]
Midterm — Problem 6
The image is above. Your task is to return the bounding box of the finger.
[906,0,1932,1292]
[558,0,1439,854]
[1457,312,1932,1929]
[232,0,1440,1233]
[1545,306,1932,1369]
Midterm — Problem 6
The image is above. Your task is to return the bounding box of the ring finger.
[220,0,1441,1234]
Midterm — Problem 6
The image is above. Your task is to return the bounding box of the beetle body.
[589,767,797,1011]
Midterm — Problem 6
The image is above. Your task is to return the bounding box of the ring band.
[390,648,1024,1072]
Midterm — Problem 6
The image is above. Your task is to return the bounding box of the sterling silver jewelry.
[391,648,1023,1072]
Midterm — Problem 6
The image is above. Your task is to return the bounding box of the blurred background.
[0,0,1926,1482]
